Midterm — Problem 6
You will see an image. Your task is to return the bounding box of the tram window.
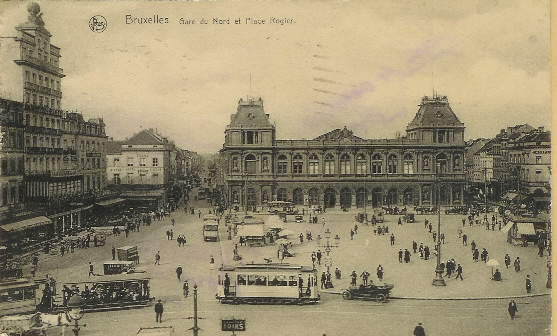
[23,287,34,299]
[4,289,24,301]
[288,276,298,287]
[248,275,267,286]
[237,275,247,285]
[268,275,288,286]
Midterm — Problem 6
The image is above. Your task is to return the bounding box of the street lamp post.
[66,294,85,336]
[432,163,446,286]
[324,229,336,288]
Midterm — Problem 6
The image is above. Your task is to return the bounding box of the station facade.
[220,95,467,209]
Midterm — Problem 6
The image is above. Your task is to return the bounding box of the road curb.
[319,291,551,300]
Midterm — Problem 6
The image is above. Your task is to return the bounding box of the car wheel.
[375,294,386,302]
[342,290,352,300]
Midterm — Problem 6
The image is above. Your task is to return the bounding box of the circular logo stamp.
[89,15,107,33]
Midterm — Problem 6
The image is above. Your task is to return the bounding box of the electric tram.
[216,263,319,305]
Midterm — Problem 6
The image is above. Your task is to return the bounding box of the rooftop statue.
[27,2,45,27]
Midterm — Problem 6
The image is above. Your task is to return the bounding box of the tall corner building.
[1,4,107,248]
[0,2,64,108]
[220,95,466,209]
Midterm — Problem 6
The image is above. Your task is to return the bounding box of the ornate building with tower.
[219,95,467,210]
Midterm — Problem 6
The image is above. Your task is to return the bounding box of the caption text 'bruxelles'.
[124,15,295,25]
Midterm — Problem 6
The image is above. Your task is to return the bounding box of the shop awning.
[0,216,52,233]
[516,222,536,235]
[96,198,126,207]
[533,197,551,203]
[237,224,265,237]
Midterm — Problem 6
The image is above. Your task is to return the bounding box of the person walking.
[155,299,164,322]
[311,252,317,267]
[354,224,358,234]
[321,272,327,289]
[412,241,418,253]
[360,270,370,285]
[316,250,322,265]
[508,300,518,320]
[455,264,463,280]
[88,262,94,276]
[176,265,183,280]
[526,275,532,293]
[350,271,357,286]
[155,251,161,265]
[462,234,468,246]
[183,280,189,298]
[398,249,403,263]
[413,322,426,336]
[514,257,521,272]
[404,249,411,263]
[390,234,395,246]
[505,254,511,268]
[440,233,445,244]
[376,265,384,281]
[350,229,354,240]
[112,246,116,260]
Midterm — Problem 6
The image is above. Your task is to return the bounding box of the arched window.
[277,188,287,202]
[324,154,335,175]
[356,154,366,175]
[403,154,413,174]
[308,154,319,174]
[277,155,287,174]
[436,153,448,174]
[340,154,351,175]
[387,154,398,174]
[372,154,382,174]
[293,188,304,205]
[244,154,256,174]
[292,154,303,174]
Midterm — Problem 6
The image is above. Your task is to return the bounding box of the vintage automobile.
[341,283,394,302]
[355,213,368,223]
[294,215,304,223]
[404,212,415,223]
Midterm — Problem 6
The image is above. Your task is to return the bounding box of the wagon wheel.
[375,293,386,302]
[342,290,353,300]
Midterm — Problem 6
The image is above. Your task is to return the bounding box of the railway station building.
[219,95,467,210]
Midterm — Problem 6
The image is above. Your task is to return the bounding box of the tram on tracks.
[61,273,152,312]
[216,263,319,305]
[0,278,39,316]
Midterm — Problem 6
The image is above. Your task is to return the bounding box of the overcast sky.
[0,1,551,153]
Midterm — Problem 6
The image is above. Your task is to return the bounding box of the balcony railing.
[16,54,64,74]
[24,147,64,155]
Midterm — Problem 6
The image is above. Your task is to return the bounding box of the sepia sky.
[0,0,551,153]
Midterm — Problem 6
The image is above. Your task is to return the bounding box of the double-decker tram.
[61,273,152,312]
[216,263,319,305]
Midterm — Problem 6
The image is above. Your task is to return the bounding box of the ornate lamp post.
[66,294,86,336]
[324,228,338,288]
[432,163,446,286]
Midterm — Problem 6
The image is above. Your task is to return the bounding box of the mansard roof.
[313,126,363,141]
[228,97,274,129]
[407,95,464,130]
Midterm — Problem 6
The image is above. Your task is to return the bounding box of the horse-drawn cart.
[0,313,48,336]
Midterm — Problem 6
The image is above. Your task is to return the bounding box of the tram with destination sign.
[216,263,319,305]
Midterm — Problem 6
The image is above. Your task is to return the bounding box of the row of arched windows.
[231,152,462,175]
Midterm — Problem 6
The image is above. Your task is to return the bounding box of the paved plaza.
[31,196,551,336]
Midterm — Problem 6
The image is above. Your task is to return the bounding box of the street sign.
[222,319,246,332]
